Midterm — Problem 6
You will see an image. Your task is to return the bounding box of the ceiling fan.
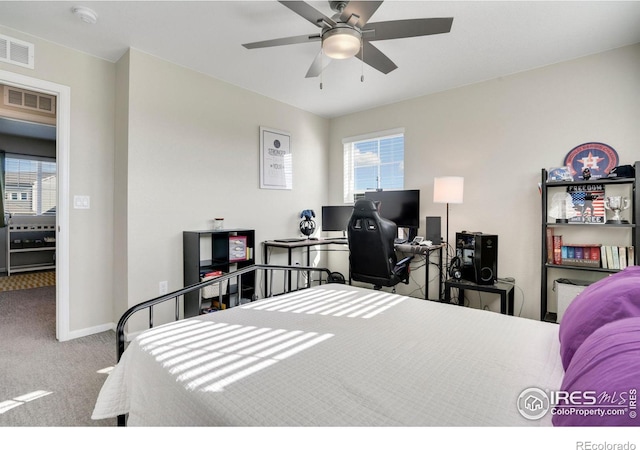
[242,1,453,79]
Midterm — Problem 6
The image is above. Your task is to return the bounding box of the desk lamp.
[433,176,464,251]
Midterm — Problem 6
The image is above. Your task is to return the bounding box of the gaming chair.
[347,199,413,291]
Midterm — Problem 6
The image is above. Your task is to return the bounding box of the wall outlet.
[159,280,168,295]
[73,195,90,209]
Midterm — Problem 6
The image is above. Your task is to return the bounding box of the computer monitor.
[321,205,353,232]
[363,189,420,238]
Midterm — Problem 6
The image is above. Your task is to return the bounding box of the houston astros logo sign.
[563,142,619,181]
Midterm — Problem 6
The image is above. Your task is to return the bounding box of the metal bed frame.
[114,264,335,426]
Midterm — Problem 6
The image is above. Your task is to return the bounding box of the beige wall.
[122,49,330,313]
[0,25,116,333]
[114,50,130,321]
[0,27,330,334]
[329,43,640,319]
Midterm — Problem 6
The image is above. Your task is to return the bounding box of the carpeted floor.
[0,284,117,426]
[0,270,56,292]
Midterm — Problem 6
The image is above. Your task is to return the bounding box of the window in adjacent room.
[343,128,405,203]
[4,155,57,216]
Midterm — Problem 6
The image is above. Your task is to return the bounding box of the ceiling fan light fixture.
[322,27,361,59]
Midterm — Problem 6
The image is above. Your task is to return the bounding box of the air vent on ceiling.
[0,34,35,69]
[4,87,55,115]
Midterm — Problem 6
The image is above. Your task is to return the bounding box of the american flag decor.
[567,185,605,223]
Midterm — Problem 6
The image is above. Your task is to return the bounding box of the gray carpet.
[0,286,117,426]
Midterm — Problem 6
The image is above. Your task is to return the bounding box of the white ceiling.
[1,1,640,118]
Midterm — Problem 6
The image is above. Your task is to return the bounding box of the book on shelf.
[605,246,615,269]
[600,246,608,269]
[559,244,601,268]
[553,235,562,265]
[546,228,554,264]
[202,270,223,279]
[611,246,620,270]
[597,245,635,270]
[575,247,583,259]
[566,184,605,224]
[549,241,634,270]
[619,246,627,270]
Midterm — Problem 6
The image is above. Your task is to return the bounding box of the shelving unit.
[183,228,255,318]
[6,222,56,275]
[540,162,638,322]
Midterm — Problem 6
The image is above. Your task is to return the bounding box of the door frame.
[1,69,71,341]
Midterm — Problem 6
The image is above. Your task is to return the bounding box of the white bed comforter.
[92,283,563,426]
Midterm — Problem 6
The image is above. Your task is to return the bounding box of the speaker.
[455,232,498,285]
[425,216,442,245]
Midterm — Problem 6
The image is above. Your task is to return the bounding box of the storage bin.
[201,271,225,299]
[555,278,592,323]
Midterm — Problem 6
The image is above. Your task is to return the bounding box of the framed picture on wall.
[260,126,292,190]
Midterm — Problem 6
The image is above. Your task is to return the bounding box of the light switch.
[73,195,90,209]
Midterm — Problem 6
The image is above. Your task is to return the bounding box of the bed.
[92,267,566,426]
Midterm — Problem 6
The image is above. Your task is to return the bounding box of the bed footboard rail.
[115,264,333,361]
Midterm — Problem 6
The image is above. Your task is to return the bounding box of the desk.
[262,237,349,293]
[444,279,515,315]
[264,238,445,301]
[394,243,445,301]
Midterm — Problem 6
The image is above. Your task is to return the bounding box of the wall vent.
[4,86,56,115]
[0,34,35,69]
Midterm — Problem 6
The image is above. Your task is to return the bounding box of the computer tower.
[425,216,442,245]
[455,232,498,285]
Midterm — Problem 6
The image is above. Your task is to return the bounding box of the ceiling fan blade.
[278,1,336,28]
[243,34,320,49]
[364,17,454,41]
[305,51,332,78]
[355,40,397,75]
[339,1,383,28]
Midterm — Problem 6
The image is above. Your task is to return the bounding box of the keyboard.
[273,238,306,243]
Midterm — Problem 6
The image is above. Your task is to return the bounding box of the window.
[343,128,405,203]
[4,155,56,215]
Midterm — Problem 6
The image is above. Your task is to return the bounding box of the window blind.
[343,129,405,203]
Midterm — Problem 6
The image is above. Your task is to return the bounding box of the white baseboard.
[63,322,115,341]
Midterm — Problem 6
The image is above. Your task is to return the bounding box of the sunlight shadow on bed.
[129,289,409,393]
[241,289,406,318]
[137,319,334,392]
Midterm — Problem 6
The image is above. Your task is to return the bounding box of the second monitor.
[321,205,354,233]
[364,189,420,240]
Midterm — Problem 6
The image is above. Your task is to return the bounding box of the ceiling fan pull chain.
[360,41,364,83]
[320,49,324,90]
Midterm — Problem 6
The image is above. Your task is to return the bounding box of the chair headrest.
[353,199,378,214]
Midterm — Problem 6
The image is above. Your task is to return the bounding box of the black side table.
[444,279,515,316]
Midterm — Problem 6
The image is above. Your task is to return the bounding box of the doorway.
[0,70,70,341]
